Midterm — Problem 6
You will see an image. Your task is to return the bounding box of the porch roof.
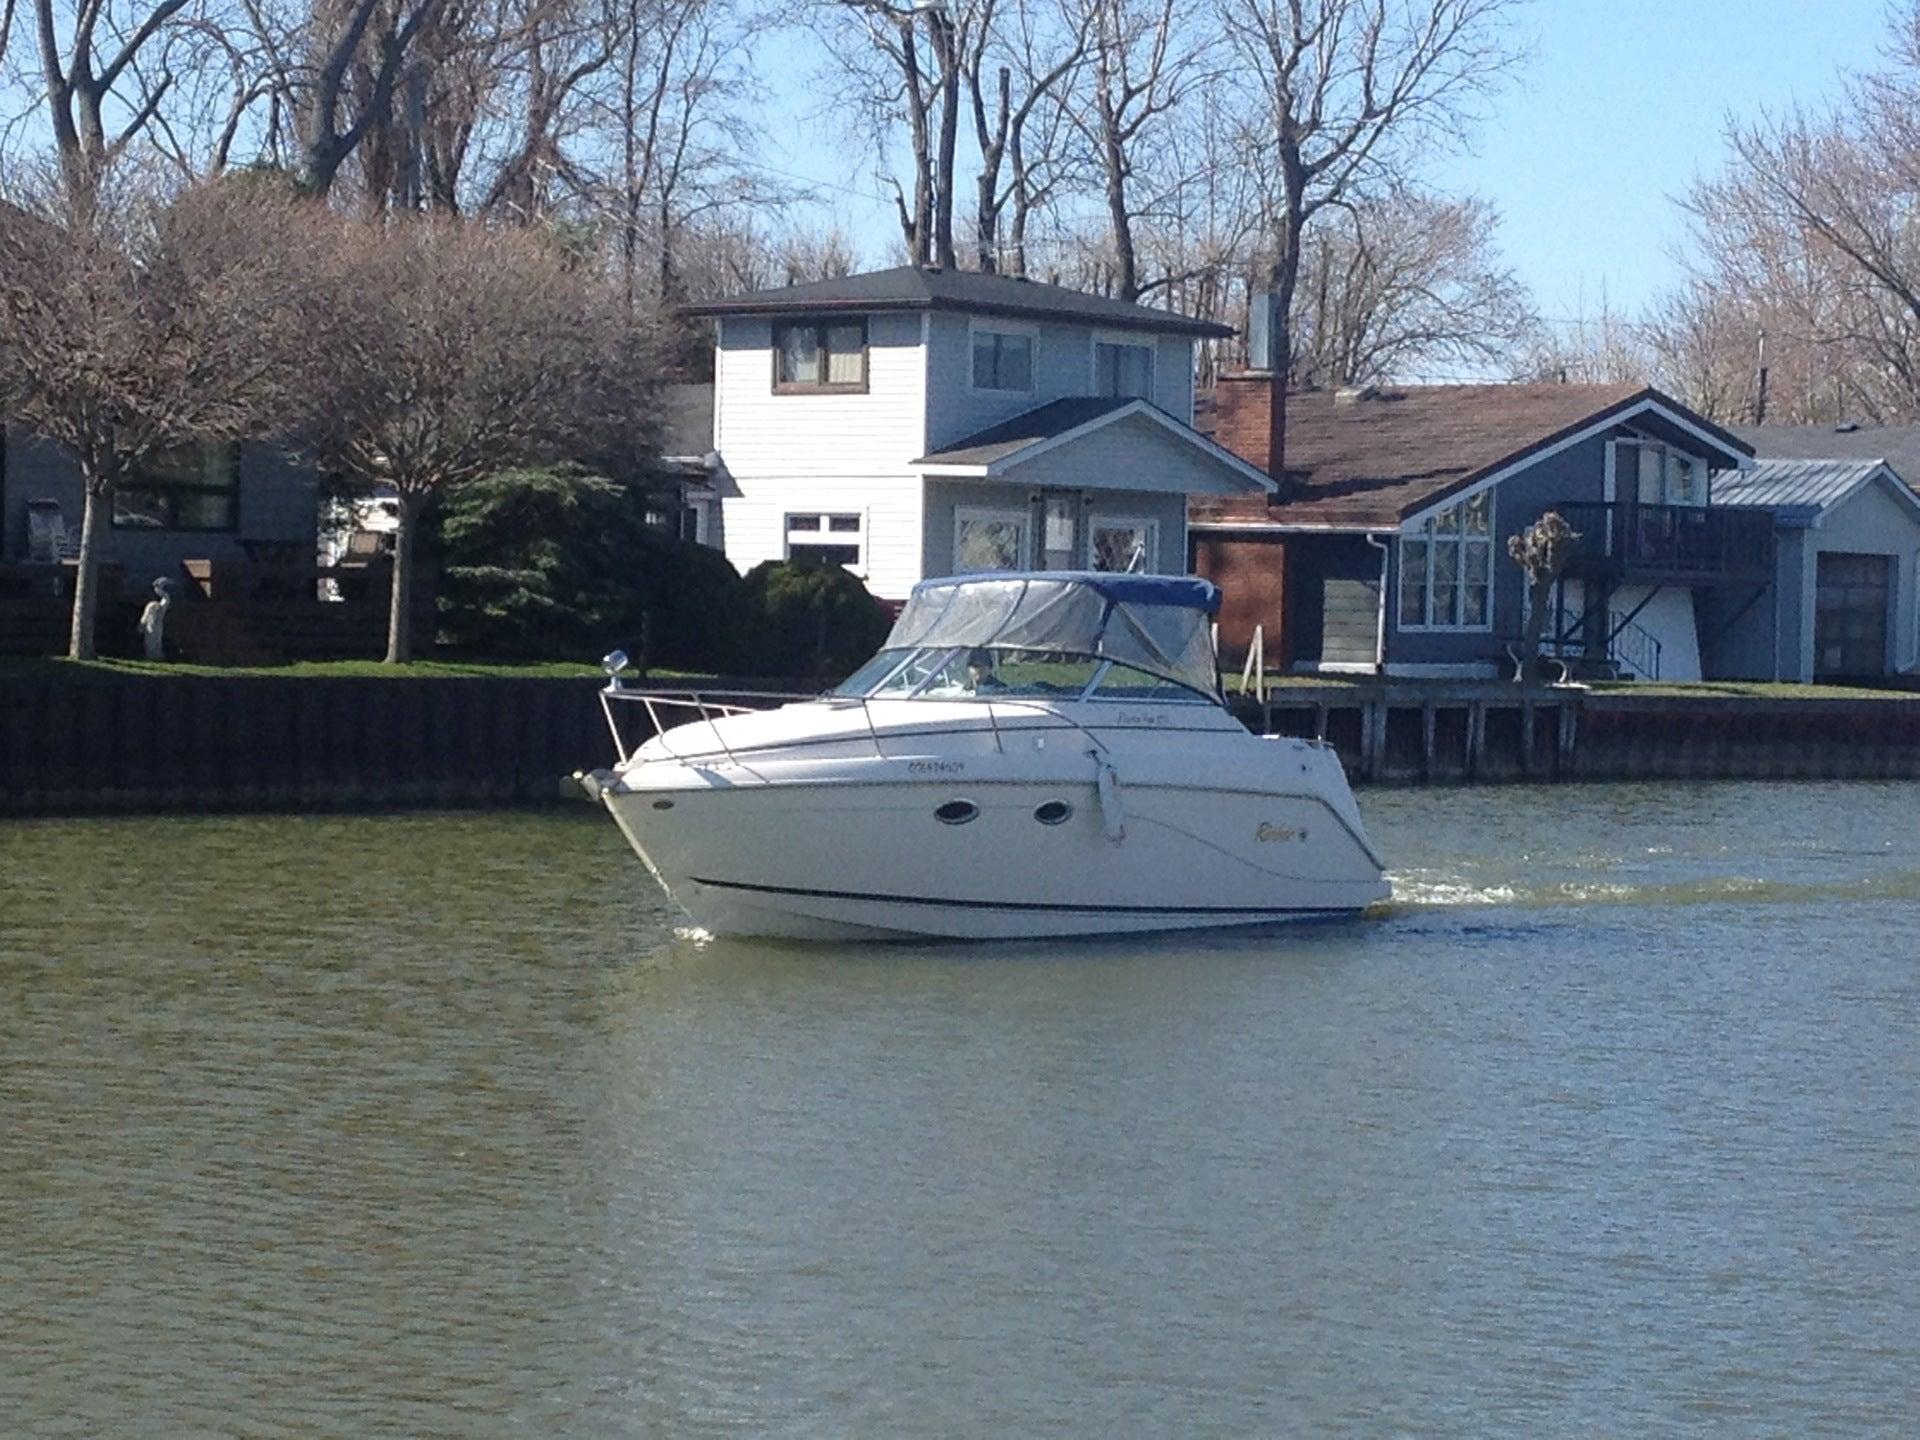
[911,397,1275,494]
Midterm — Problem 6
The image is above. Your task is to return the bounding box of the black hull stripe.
[687,875,1357,917]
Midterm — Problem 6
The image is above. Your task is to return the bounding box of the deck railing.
[1556,502,1773,582]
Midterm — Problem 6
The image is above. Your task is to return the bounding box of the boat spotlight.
[602,649,628,687]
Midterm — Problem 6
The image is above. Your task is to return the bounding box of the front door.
[1041,494,1080,569]
[1815,552,1891,678]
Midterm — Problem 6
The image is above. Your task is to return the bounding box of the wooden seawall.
[0,673,623,816]
[1242,684,1920,785]
[4,674,1920,817]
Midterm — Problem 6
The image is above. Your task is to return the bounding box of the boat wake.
[1384,868,1920,914]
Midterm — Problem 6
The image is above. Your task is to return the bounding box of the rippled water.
[3,782,1919,1436]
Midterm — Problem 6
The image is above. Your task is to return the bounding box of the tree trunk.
[1104,129,1137,300]
[1519,572,1554,684]
[66,478,104,661]
[385,491,424,664]
[1265,174,1306,490]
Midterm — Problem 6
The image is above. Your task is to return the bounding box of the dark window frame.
[771,317,870,394]
[111,441,242,534]
[971,324,1036,393]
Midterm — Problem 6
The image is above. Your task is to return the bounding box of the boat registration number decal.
[908,760,966,775]
[1257,823,1306,843]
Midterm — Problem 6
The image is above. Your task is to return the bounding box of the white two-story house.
[681,266,1274,602]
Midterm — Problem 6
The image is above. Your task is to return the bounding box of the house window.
[773,319,867,392]
[112,443,239,532]
[1613,436,1703,506]
[1091,517,1157,573]
[1095,339,1154,400]
[785,512,863,568]
[646,502,703,544]
[953,507,1028,573]
[1399,490,1493,630]
[971,326,1034,392]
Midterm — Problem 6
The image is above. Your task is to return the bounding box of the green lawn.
[1585,679,1920,702]
[0,655,716,682]
[1225,672,1920,702]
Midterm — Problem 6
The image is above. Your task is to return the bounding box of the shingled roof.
[1193,379,1752,530]
[681,265,1233,338]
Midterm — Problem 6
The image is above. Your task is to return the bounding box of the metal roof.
[681,265,1234,338]
[1732,423,1920,485]
[1713,458,1893,511]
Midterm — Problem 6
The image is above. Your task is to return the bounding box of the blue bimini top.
[886,572,1223,694]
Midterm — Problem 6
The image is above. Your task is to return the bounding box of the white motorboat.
[579,572,1389,941]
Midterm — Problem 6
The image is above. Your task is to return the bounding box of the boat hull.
[602,758,1388,941]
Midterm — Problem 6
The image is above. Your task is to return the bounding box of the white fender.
[1093,753,1126,843]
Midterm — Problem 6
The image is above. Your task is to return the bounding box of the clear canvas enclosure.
[843,573,1222,699]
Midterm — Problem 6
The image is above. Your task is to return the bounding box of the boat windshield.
[830,646,1217,702]
[841,572,1222,701]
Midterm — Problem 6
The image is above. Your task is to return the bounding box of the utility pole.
[1753,328,1770,425]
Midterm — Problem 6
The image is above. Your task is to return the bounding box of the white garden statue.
[139,578,174,661]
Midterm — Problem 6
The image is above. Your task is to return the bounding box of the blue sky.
[759,0,1892,319]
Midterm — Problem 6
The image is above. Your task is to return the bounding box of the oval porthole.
[651,799,674,811]
[935,799,979,826]
[1033,800,1073,826]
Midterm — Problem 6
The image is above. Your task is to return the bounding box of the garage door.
[1815,552,1891,678]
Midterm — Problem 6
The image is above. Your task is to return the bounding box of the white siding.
[924,313,1095,448]
[713,312,927,477]
[712,310,928,599]
[708,302,1201,599]
[922,312,1198,449]
[718,477,926,602]
[1154,335,1194,422]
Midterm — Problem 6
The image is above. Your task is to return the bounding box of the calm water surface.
[3,782,1918,1436]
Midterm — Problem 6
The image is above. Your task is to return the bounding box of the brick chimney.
[1211,373,1299,500]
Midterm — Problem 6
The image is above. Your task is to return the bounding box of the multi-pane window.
[112,443,239,532]
[1399,490,1493,630]
[785,512,862,568]
[1090,518,1156,573]
[1094,340,1154,400]
[1614,437,1703,506]
[773,319,866,391]
[971,327,1034,391]
[953,508,1028,572]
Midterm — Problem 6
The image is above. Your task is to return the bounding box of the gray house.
[1710,455,1920,681]
[1193,379,1762,681]
[1,429,319,579]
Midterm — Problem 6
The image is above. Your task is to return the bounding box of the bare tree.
[1067,0,1201,299]
[308,216,657,662]
[294,0,443,197]
[1289,187,1535,384]
[967,0,1084,272]
[0,179,329,657]
[1217,0,1523,477]
[1513,294,1650,387]
[603,0,767,306]
[25,0,211,198]
[821,0,978,267]
[1508,509,1577,684]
